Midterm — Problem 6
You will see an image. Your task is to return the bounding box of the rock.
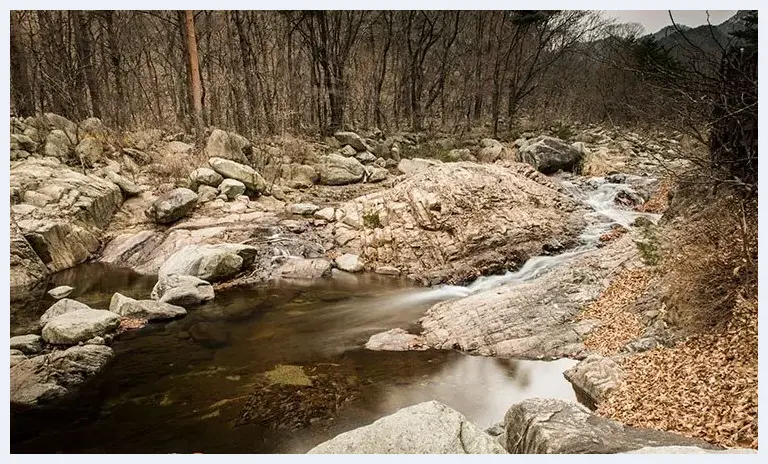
[146,188,198,224]
[10,220,48,294]
[208,157,266,193]
[42,309,121,345]
[11,159,122,275]
[339,145,357,157]
[518,136,583,174]
[504,398,715,454]
[166,141,194,154]
[365,166,388,183]
[287,203,320,216]
[333,131,368,152]
[397,157,442,175]
[355,151,377,164]
[365,328,428,351]
[44,129,73,159]
[335,253,364,272]
[375,266,401,276]
[477,138,505,163]
[204,129,251,164]
[446,148,471,162]
[11,350,27,367]
[159,243,257,282]
[42,113,77,137]
[109,293,186,321]
[11,133,38,152]
[308,401,505,454]
[219,178,246,200]
[75,137,104,165]
[39,298,93,327]
[10,345,113,406]
[316,154,365,185]
[283,163,318,189]
[190,167,224,187]
[197,185,219,203]
[563,354,623,409]
[281,219,307,234]
[10,334,43,355]
[105,171,142,196]
[276,258,332,279]
[151,274,215,306]
[314,207,336,222]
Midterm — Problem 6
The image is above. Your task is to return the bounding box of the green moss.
[363,210,382,229]
[263,364,313,386]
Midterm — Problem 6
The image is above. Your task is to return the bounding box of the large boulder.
[518,136,583,174]
[333,131,368,152]
[563,354,623,409]
[10,158,123,274]
[146,188,198,224]
[151,274,215,306]
[158,243,258,282]
[44,129,73,160]
[208,157,266,193]
[105,171,142,196]
[10,220,48,295]
[11,345,113,406]
[477,138,506,163]
[283,163,318,189]
[41,309,121,345]
[75,137,104,165]
[276,258,332,279]
[504,398,716,454]
[219,178,246,199]
[109,293,186,321]
[397,157,442,175]
[308,401,505,454]
[190,167,224,187]
[316,154,365,185]
[39,298,93,327]
[335,253,364,272]
[204,129,252,164]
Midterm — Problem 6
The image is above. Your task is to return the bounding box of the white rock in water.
[42,309,121,345]
[335,253,364,273]
[48,285,74,299]
[308,401,505,454]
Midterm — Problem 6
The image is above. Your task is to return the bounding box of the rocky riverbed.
[9,114,752,453]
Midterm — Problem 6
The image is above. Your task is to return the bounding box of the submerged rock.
[308,400,505,454]
[504,398,716,454]
[109,293,187,321]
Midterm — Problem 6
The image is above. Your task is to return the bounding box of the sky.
[602,10,738,35]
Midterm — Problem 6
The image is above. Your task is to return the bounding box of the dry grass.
[599,296,757,449]
[578,268,651,355]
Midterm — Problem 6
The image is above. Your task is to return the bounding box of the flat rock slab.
[504,398,717,454]
[10,334,43,355]
[42,309,121,345]
[47,285,74,299]
[109,292,186,320]
[308,400,505,454]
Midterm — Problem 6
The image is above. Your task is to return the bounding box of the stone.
[281,219,307,234]
[219,178,247,200]
[204,129,252,164]
[146,188,198,224]
[563,354,623,409]
[158,243,257,282]
[339,145,357,157]
[283,163,318,189]
[287,203,320,216]
[308,401,505,454]
[446,148,471,162]
[44,129,73,160]
[316,153,365,185]
[10,220,48,294]
[166,141,194,154]
[105,171,142,196]
[355,151,377,164]
[504,398,715,454]
[477,138,505,163]
[365,328,428,351]
[11,133,38,152]
[365,166,389,183]
[208,157,266,193]
[75,137,104,165]
[39,298,93,328]
[518,136,583,174]
[333,131,368,151]
[375,266,401,276]
[11,350,27,367]
[276,258,332,279]
[314,207,336,222]
[397,157,442,175]
[335,253,364,272]
[10,345,113,406]
[190,167,224,187]
[42,309,121,345]
[109,293,186,321]
[10,334,43,355]
[197,185,219,203]
[151,274,215,306]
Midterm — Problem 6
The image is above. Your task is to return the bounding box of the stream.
[10,175,659,454]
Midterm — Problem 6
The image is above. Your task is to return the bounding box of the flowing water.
[10,175,660,454]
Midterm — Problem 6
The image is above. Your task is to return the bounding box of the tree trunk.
[74,11,102,118]
[105,12,125,126]
[10,12,34,116]
[183,10,205,137]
